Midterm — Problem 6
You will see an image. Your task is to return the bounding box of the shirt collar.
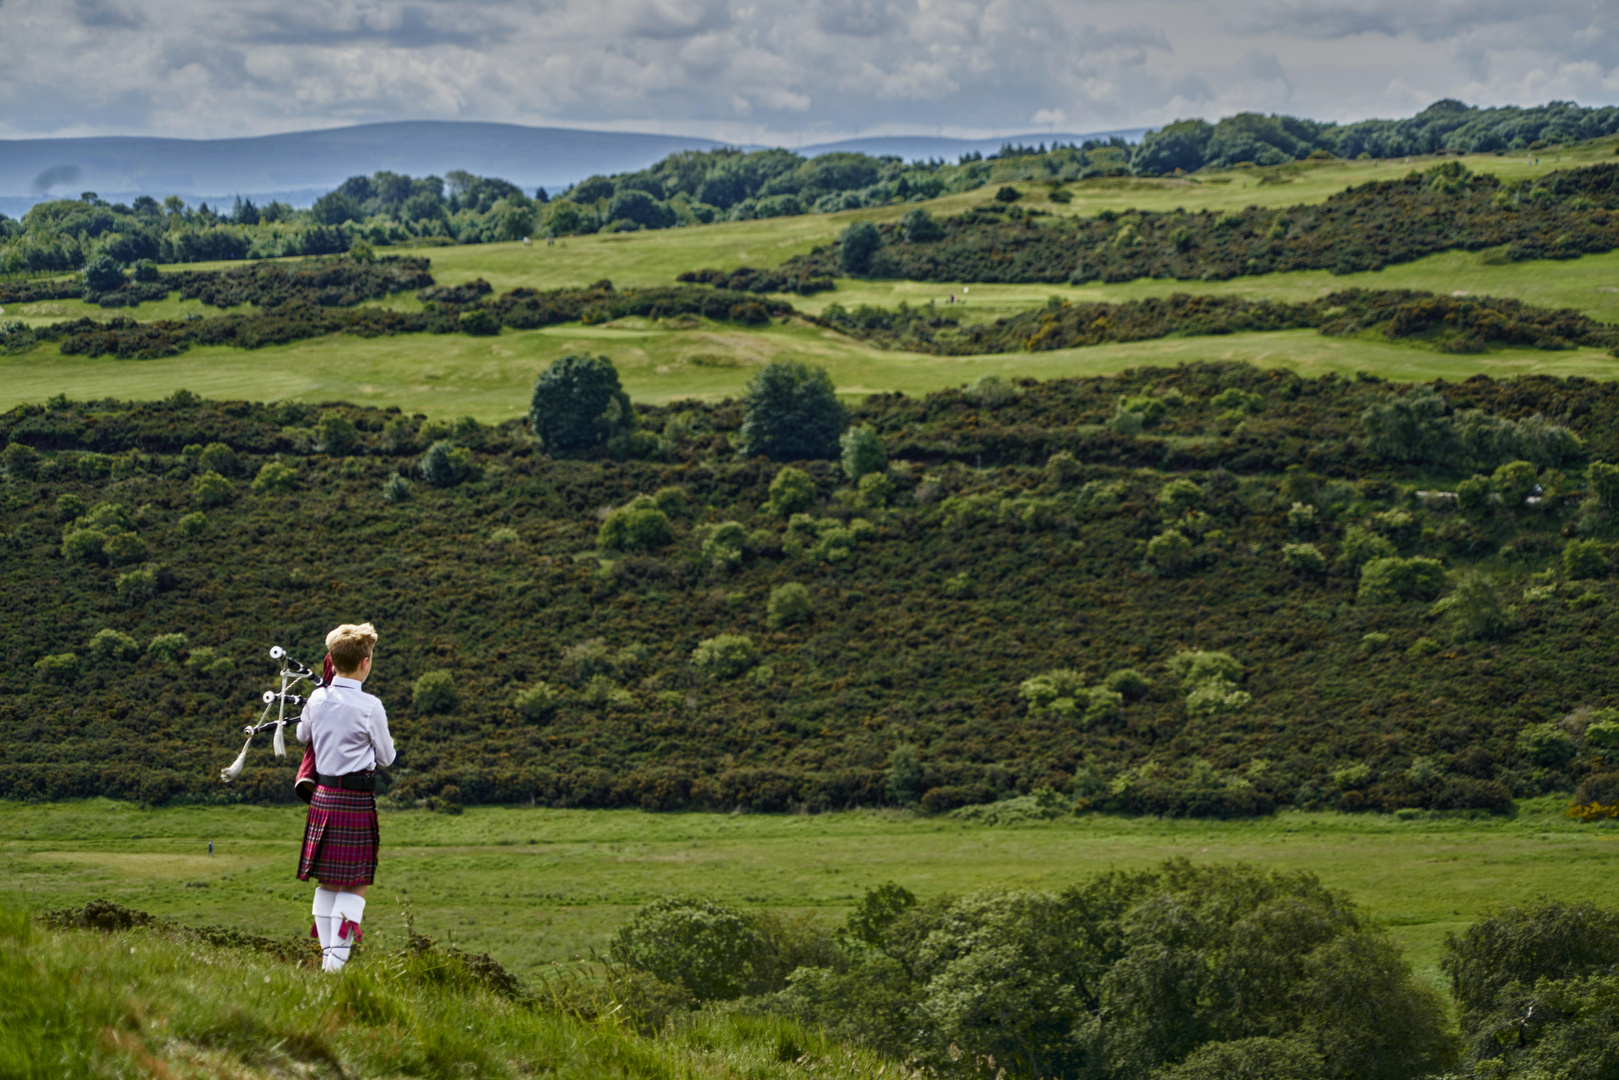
[330,675,362,689]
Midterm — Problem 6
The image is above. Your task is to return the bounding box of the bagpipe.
[219,645,334,803]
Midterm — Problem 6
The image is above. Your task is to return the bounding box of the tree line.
[570,872,1619,1080]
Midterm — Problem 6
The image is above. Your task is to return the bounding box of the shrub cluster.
[778,161,1619,285]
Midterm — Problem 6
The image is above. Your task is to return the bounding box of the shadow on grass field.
[2,797,1613,990]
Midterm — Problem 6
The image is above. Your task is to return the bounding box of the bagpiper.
[296,623,395,971]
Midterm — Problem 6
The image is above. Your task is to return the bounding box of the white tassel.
[220,736,253,782]
[273,721,286,757]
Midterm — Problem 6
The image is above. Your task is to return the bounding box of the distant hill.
[0,121,735,215]
[796,129,1147,161]
[0,120,1145,217]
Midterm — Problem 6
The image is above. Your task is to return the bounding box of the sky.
[0,0,1615,142]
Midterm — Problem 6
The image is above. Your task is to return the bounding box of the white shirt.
[297,676,396,776]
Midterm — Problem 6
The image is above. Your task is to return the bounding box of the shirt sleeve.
[296,690,318,744]
[369,698,396,768]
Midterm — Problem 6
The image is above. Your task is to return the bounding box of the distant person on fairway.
[296,622,395,971]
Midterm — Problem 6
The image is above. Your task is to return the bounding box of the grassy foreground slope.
[0,902,885,1080]
[1,798,1613,988]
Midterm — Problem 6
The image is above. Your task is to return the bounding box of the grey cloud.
[0,0,1615,149]
[31,164,81,194]
[74,0,142,29]
[619,0,732,41]
[1237,0,1568,43]
[238,4,508,48]
[1246,50,1292,94]
[815,0,902,37]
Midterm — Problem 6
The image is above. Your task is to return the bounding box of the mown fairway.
[2,799,1613,989]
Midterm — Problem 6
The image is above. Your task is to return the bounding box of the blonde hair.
[326,622,377,675]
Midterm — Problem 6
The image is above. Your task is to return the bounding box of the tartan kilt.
[296,785,379,886]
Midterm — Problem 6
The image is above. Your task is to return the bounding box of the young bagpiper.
[297,622,395,971]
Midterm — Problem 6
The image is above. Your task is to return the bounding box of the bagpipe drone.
[219,645,331,803]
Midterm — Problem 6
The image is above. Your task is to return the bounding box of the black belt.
[316,771,376,792]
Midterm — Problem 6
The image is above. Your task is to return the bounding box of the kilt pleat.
[297,785,378,886]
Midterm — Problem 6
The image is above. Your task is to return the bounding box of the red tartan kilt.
[297,785,379,886]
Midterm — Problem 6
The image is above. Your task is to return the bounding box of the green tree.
[766,466,817,516]
[1360,387,1453,464]
[837,222,882,274]
[1157,477,1203,516]
[191,471,233,508]
[839,424,887,480]
[1492,459,1538,505]
[886,743,923,804]
[529,354,633,453]
[251,461,299,495]
[691,634,756,679]
[316,410,360,456]
[81,253,124,294]
[420,440,476,487]
[1443,571,1515,641]
[1565,538,1608,580]
[598,496,673,551]
[767,582,812,629]
[611,896,768,1001]
[412,671,458,714]
[1146,529,1194,574]
[1588,460,1619,506]
[897,208,943,243]
[1358,556,1446,603]
[740,361,848,461]
[1339,525,1396,567]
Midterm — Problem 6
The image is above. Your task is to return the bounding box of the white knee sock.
[312,888,338,965]
[328,893,366,971]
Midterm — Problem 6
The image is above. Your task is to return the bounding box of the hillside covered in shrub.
[778,162,1619,284]
[4,364,1619,817]
[818,289,1619,357]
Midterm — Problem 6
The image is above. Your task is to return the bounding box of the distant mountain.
[0,122,734,215]
[0,121,1146,217]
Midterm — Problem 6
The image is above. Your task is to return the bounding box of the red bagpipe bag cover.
[292,654,334,804]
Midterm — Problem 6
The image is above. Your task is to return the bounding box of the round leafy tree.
[529,354,633,453]
[81,254,125,294]
[739,360,848,461]
[836,222,881,275]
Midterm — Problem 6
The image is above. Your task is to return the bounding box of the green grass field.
[4,319,1615,421]
[3,799,1613,991]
